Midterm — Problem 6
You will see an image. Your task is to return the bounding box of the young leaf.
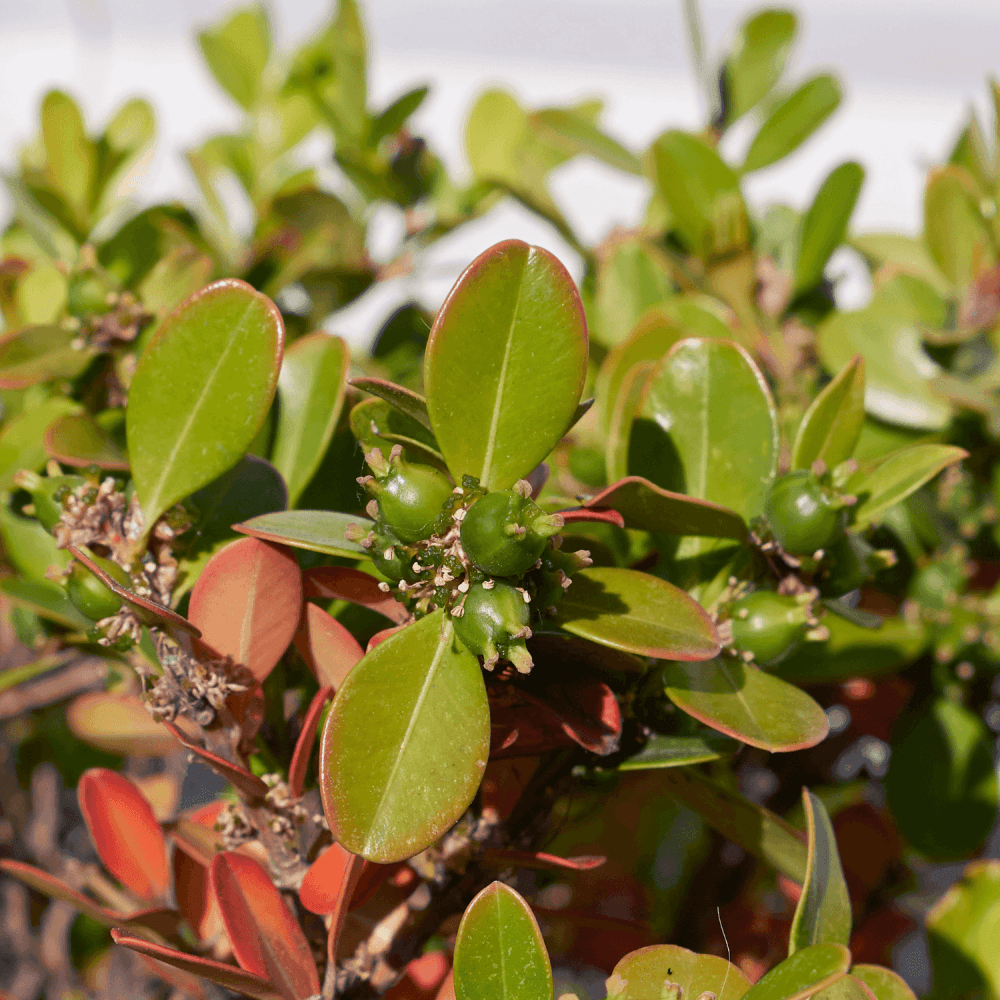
[320,611,490,862]
[453,882,552,1000]
[126,279,284,530]
[41,90,95,226]
[740,944,851,1000]
[636,338,778,522]
[197,5,271,111]
[289,686,334,798]
[850,444,967,528]
[662,659,829,752]
[789,790,852,953]
[851,967,917,1000]
[618,733,738,771]
[350,396,447,471]
[0,325,98,388]
[924,166,994,288]
[531,106,642,175]
[795,162,864,292]
[606,943,750,1000]
[723,9,797,123]
[293,603,364,689]
[78,768,169,903]
[742,75,842,174]
[0,396,80,490]
[791,356,865,471]
[210,852,320,999]
[188,537,302,683]
[44,412,129,470]
[424,240,588,490]
[553,567,720,661]
[350,376,434,431]
[234,510,373,557]
[272,332,348,506]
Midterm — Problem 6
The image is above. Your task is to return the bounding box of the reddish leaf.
[110,929,283,1000]
[170,804,226,868]
[134,952,211,1000]
[210,853,320,998]
[173,846,225,943]
[293,603,364,689]
[481,849,606,872]
[79,768,170,903]
[368,624,407,650]
[558,506,626,528]
[515,678,623,755]
[304,566,410,624]
[288,685,333,798]
[165,723,269,800]
[299,841,370,916]
[188,537,302,682]
[67,692,195,757]
[488,703,580,759]
[479,759,540,822]
[385,952,451,1000]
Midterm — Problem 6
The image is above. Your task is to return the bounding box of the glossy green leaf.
[743,75,841,174]
[44,413,128,470]
[0,499,71,582]
[453,882,552,1000]
[605,363,654,483]
[808,976,874,1000]
[924,166,994,288]
[850,444,967,529]
[851,965,918,1000]
[320,611,490,862]
[0,325,98,388]
[41,90,94,225]
[655,767,807,881]
[795,162,864,292]
[350,397,447,471]
[369,85,429,145]
[926,860,1000,1000]
[197,5,271,110]
[652,132,748,259]
[593,237,673,347]
[0,577,90,629]
[636,338,778,521]
[350,376,433,431]
[789,790,851,953]
[723,9,797,123]
[137,248,214,318]
[792,356,866,471]
[126,280,284,529]
[619,733,737,771]
[554,567,719,661]
[425,240,587,489]
[0,396,80,490]
[885,698,998,860]
[663,659,829,752]
[743,945,851,1000]
[234,510,372,558]
[272,332,348,506]
[607,944,750,1000]
[584,476,748,540]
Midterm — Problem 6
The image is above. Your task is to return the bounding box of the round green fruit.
[460,489,563,578]
[764,471,841,556]
[360,446,453,543]
[452,581,532,672]
[66,555,131,622]
[819,532,876,597]
[15,471,87,531]
[67,272,115,319]
[729,590,811,667]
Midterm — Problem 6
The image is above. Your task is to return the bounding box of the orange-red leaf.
[210,852,320,998]
[385,952,451,1000]
[67,692,195,757]
[293,603,363,689]
[304,566,410,623]
[164,723,269,800]
[78,768,169,903]
[173,845,225,944]
[480,850,606,872]
[288,686,333,798]
[189,537,302,682]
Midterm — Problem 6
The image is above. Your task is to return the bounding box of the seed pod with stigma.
[451,581,534,673]
[13,469,89,531]
[726,589,818,667]
[460,480,565,578]
[357,445,454,543]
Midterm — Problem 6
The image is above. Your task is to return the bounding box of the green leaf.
[742,945,851,1000]
[606,943,750,1000]
[924,166,995,288]
[885,698,998,860]
[234,510,372,558]
[41,91,95,226]
[663,659,829,752]
[926,860,1000,1000]
[197,5,271,110]
[583,476,748,540]
[349,398,447,472]
[126,280,284,530]
[593,237,673,347]
[850,444,967,529]
[795,162,864,292]
[619,733,738,771]
[636,338,778,522]
[319,611,489,862]
[655,767,807,881]
[652,132,748,259]
[0,578,89,629]
[605,363,655,484]
[851,233,949,294]
[553,566,720,661]
[792,355,866,471]
[453,882,552,1000]
[789,790,851,953]
[743,75,841,174]
[0,500,71,583]
[272,332,348,506]
[0,396,80,490]
[723,10,797,123]
[349,377,433,432]
[851,965,918,1000]
[0,325,98,389]
[424,240,587,490]
[44,413,128,470]
[531,106,641,175]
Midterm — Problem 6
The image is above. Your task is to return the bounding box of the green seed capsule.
[819,532,876,597]
[452,581,533,672]
[65,555,131,622]
[460,486,564,578]
[359,446,453,543]
[764,470,841,556]
[67,272,116,319]
[13,470,87,532]
[729,590,811,667]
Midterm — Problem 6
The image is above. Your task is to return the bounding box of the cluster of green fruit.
[350,446,591,672]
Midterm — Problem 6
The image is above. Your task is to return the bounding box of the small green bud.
[452,581,533,672]
[728,590,813,667]
[764,470,842,556]
[358,446,453,543]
